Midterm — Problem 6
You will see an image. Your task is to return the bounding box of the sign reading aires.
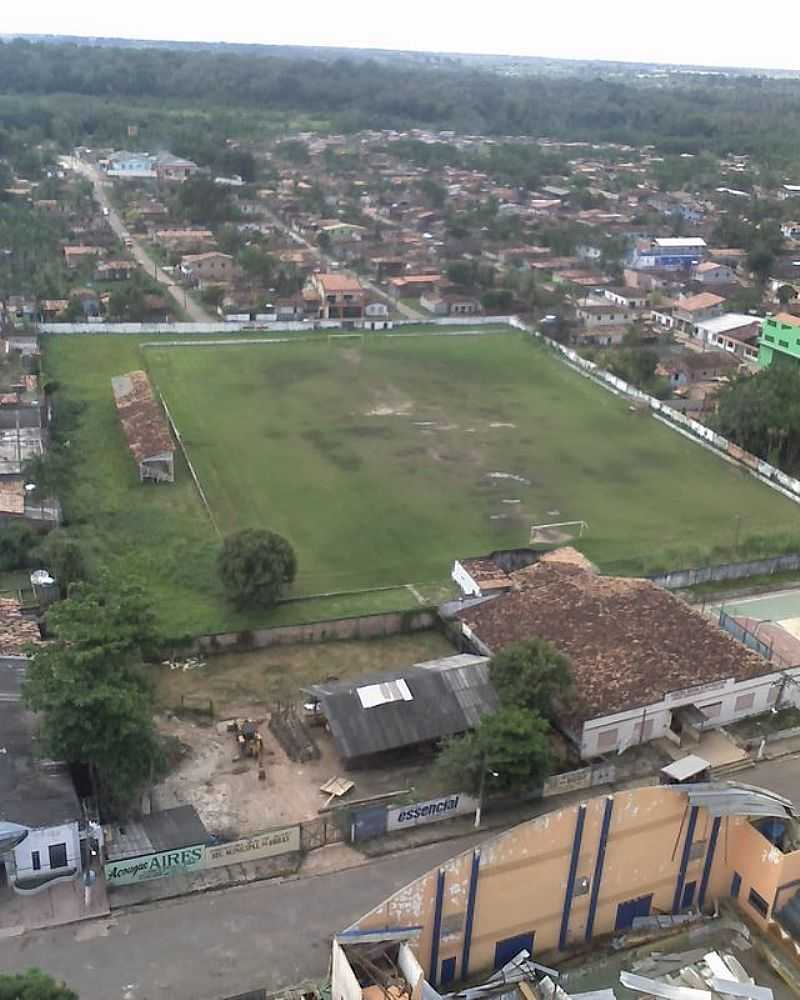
[104,844,206,886]
[387,793,477,832]
[204,826,300,869]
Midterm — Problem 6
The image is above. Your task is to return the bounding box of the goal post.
[529,520,588,545]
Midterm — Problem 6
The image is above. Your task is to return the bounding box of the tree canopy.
[0,969,77,1000]
[22,576,164,814]
[488,639,574,721]
[436,707,552,795]
[217,528,297,608]
[715,364,800,471]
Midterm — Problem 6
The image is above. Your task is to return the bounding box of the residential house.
[453,558,795,759]
[673,292,726,335]
[576,301,640,329]
[153,153,199,183]
[632,237,707,270]
[0,608,91,897]
[95,260,136,282]
[758,313,800,368]
[63,246,103,269]
[70,288,101,318]
[695,313,763,363]
[38,299,68,322]
[388,274,442,298]
[305,273,366,321]
[364,301,391,329]
[602,286,648,309]
[180,252,235,287]
[420,290,481,316]
[154,229,215,252]
[693,261,737,286]
[661,350,740,388]
[104,151,156,178]
[274,296,306,321]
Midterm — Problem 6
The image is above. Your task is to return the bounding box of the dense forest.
[2,39,800,163]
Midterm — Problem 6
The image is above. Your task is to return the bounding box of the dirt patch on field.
[365,382,414,417]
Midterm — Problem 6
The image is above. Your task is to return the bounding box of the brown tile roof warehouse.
[111,371,173,466]
[456,562,771,723]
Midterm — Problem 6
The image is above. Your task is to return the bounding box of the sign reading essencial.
[387,793,477,832]
[104,844,206,886]
[204,826,300,869]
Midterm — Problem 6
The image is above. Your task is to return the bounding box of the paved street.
[1,756,799,1000]
[64,156,214,324]
[0,835,485,1000]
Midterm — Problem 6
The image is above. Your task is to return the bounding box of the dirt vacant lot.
[151,631,455,836]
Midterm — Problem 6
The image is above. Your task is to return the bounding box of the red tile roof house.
[673,292,726,336]
[452,559,793,760]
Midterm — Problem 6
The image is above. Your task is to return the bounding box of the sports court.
[706,588,800,667]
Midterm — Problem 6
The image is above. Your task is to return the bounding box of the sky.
[3,0,800,73]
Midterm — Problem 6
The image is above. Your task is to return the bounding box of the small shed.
[305,653,497,767]
[111,371,174,483]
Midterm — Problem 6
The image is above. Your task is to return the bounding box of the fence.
[718,609,774,660]
[38,316,516,336]
[347,763,617,844]
[191,608,438,653]
[510,316,800,508]
[648,553,800,590]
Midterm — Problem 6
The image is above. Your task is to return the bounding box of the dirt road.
[66,156,215,324]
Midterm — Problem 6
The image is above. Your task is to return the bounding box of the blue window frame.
[731,872,742,898]
[440,958,456,986]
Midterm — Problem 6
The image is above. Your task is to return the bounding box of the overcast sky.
[3,0,799,72]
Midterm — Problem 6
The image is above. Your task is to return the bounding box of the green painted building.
[758,313,800,368]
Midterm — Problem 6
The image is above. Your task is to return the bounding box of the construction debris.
[319,776,355,809]
[620,950,773,1000]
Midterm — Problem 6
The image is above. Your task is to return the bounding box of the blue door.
[440,958,456,987]
[731,872,742,899]
[682,880,697,910]
[614,894,653,931]
[493,931,534,969]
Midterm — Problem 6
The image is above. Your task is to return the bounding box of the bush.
[0,521,36,571]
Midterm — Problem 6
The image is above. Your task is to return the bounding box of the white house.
[693,261,737,286]
[0,656,84,893]
[453,558,795,760]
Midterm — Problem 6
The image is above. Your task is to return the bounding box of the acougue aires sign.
[104,825,300,886]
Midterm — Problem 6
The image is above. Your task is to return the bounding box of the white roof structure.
[695,313,763,335]
[654,237,708,248]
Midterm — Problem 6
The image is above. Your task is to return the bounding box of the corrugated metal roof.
[307,654,496,762]
[668,782,796,819]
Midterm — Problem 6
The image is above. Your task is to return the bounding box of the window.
[779,340,790,349]
[574,875,590,896]
[735,692,756,713]
[596,728,618,751]
[31,851,41,871]
[441,912,465,938]
[48,843,68,869]
[748,887,769,918]
[731,872,742,898]
[688,840,707,862]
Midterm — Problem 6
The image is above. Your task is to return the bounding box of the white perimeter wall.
[12,820,81,880]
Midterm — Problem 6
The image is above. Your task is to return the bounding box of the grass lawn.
[44,328,800,636]
[152,629,455,713]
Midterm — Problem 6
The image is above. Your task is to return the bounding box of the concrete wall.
[192,609,438,654]
[649,553,800,590]
[13,820,81,881]
[343,784,800,984]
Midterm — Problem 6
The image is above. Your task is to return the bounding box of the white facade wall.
[12,820,81,881]
[451,560,481,597]
[577,309,634,328]
[580,667,800,758]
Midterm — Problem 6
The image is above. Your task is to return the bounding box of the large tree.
[436,707,552,795]
[715,364,800,471]
[34,529,88,598]
[0,969,77,1000]
[218,528,297,609]
[489,639,574,721]
[22,576,164,814]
